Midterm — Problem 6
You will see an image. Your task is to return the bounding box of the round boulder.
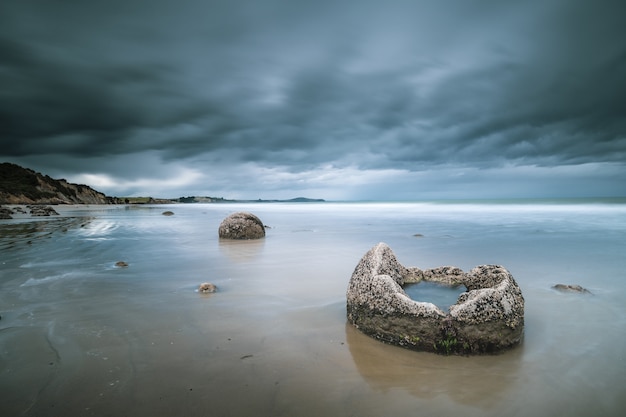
[218,212,265,240]
[346,242,524,355]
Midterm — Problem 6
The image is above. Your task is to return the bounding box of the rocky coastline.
[0,205,62,219]
[0,162,121,205]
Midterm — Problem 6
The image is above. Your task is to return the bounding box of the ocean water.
[1,201,625,416]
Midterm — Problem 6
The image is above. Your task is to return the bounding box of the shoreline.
[1,201,624,416]
[0,204,130,220]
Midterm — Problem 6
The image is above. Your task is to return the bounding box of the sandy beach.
[1,202,625,416]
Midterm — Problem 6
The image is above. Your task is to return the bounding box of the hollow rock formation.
[346,242,524,355]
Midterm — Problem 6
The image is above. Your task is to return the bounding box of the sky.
[1,0,625,201]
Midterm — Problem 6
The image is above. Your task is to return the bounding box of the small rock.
[0,207,13,219]
[115,261,129,268]
[199,282,217,293]
[162,211,174,216]
[552,284,591,294]
[27,205,60,216]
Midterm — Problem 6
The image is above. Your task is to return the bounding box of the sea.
[1,199,625,417]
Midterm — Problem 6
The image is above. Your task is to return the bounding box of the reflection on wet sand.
[218,238,265,262]
[0,217,93,250]
[345,323,523,409]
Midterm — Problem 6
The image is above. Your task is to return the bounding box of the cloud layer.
[1,0,625,199]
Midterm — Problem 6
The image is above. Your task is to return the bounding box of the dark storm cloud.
[1,0,625,198]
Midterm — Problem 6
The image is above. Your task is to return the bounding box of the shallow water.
[1,201,625,416]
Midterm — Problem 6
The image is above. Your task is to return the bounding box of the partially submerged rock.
[198,282,217,293]
[218,212,265,240]
[0,205,60,218]
[162,211,174,216]
[28,205,59,216]
[552,284,591,294]
[346,243,524,355]
[115,261,129,268]
[0,206,13,219]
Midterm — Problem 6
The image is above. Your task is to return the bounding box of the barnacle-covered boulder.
[346,242,524,355]
[218,212,265,240]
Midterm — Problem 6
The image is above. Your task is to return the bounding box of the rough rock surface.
[27,205,60,216]
[346,242,524,355]
[198,282,217,293]
[218,212,266,240]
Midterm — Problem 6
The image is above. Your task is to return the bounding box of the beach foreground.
[1,202,625,416]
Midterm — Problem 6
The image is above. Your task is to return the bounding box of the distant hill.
[284,197,325,203]
[0,162,326,205]
[176,196,325,203]
[0,162,119,205]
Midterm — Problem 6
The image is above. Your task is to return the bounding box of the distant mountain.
[0,162,118,205]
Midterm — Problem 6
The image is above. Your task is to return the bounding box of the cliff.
[0,162,118,205]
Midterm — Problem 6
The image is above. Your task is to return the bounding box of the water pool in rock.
[403,281,467,311]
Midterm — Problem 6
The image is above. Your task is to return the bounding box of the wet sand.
[1,203,625,416]
[0,291,524,417]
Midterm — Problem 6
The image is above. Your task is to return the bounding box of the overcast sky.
[1,0,625,200]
